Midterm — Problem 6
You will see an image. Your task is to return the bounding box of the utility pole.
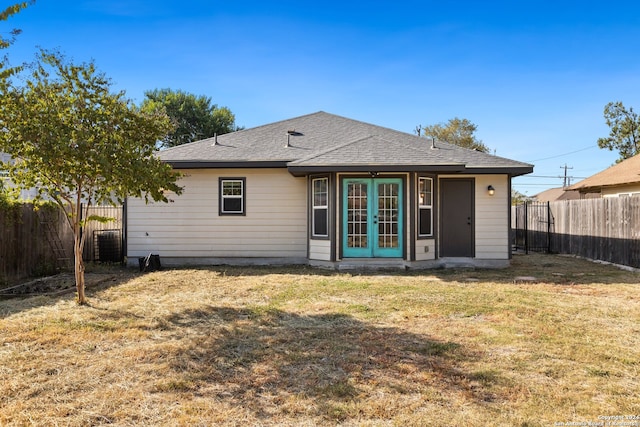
[560,164,573,188]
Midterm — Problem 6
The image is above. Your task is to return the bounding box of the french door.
[342,178,403,258]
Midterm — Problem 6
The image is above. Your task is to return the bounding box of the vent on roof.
[212,133,218,146]
[286,129,303,147]
[431,137,436,150]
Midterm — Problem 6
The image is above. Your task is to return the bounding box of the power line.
[517,175,587,179]
[526,145,596,163]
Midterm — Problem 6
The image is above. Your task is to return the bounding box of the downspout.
[122,199,127,266]
[508,175,512,259]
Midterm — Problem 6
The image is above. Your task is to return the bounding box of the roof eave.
[288,164,466,177]
[164,161,533,178]
[463,166,533,177]
[287,164,528,177]
[570,179,640,193]
[165,160,289,169]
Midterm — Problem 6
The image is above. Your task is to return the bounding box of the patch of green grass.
[315,379,358,399]
[153,379,197,392]
[586,367,611,377]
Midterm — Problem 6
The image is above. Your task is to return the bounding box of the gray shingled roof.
[159,111,533,176]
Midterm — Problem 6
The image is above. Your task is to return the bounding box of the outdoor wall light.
[487,185,495,196]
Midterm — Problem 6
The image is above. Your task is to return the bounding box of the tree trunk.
[74,232,86,305]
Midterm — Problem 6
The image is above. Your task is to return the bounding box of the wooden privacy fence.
[0,204,74,284]
[512,198,640,268]
[1,204,124,285]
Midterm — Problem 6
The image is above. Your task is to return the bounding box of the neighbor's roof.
[533,187,582,202]
[532,187,598,202]
[159,111,533,176]
[568,153,640,193]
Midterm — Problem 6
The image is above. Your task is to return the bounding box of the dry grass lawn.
[1,254,639,426]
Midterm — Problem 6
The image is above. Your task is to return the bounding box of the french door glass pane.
[377,183,399,248]
[347,183,368,248]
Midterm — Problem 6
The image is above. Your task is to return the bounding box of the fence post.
[524,202,529,255]
[546,201,551,253]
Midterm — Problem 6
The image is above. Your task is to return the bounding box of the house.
[568,153,640,198]
[126,112,533,269]
[532,187,583,202]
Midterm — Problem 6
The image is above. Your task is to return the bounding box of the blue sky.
[6,0,640,195]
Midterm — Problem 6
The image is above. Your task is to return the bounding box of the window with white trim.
[219,178,245,215]
[418,177,433,236]
[312,177,328,237]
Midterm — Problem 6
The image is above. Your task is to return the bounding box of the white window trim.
[418,177,433,237]
[312,177,329,238]
[220,178,245,215]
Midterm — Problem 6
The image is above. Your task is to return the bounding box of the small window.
[418,177,433,236]
[312,177,328,237]
[219,178,245,215]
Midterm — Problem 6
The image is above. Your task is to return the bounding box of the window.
[312,177,328,237]
[418,177,433,236]
[219,178,245,215]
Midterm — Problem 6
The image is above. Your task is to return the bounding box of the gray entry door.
[440,178,474,257]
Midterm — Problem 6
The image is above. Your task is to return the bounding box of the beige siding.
[602,184,640,198]
[127,168,308,259]
[415,239,436,261]
[474,175,509,259]
[309,239,331,261]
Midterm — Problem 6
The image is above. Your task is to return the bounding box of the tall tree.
[597,101,640,162]
[141,88,239,148]
[0,51,182,304]
[418,117,490,153]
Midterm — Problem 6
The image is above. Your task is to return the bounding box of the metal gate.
[513,202,553,253]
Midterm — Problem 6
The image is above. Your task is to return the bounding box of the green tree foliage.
[597,101,640,162]
[141,88,239,148]
[0,1,32,77]
[0,51,182,304]
[418,117,490,153]
[1,1,30,208]
[0,2,30,48]
[511,188,529,205]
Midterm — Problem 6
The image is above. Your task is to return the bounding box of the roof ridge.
[291,135,379,164]
[159,111,332,151]
[412,138,533,167]
[289,134,461,165]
